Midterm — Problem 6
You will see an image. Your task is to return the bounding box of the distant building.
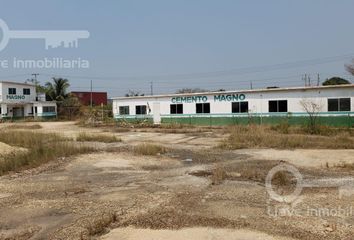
[112,84,354,127]
[71,91,108,106]
[0,81,57,119]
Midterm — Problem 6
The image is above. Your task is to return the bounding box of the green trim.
[161,111,354,117]
[161,115,354,127]
[37,112,57,117]
[113,112,354,127]
[114,114,153,119]
[115,116,153,124]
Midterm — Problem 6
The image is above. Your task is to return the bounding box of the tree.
[322,77,351,86]
[300,99,323,134]
[45,78,70,101]
[345,60,354,76]
[59,94,82,120]
[176,88,209,94]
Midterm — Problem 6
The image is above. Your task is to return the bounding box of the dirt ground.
[0,122,354,240]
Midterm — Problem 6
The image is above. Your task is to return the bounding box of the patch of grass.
[133,143,166,156]
[224,160,283,183]
[211,164,226,185]
[220,125,354,149]
[0,130,64,148]
[334,162,354,171]
[271,171,292,186]
[107,127,131,133]
[76,132,121,143]
[0,131,95,175]
[6,124,42,130]
[85,211,117,236]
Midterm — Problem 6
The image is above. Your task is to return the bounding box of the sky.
[0,0,354,97]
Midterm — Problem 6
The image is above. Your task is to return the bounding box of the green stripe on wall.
[160,116,354,127]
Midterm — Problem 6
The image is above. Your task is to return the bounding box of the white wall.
[0,82,36,103]
[113,87,354,117]
[34,102,57,115]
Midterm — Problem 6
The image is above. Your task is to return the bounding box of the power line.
[37,53,354,81]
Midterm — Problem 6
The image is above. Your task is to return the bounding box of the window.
[23,88,30,95]
[119,106,130,115]
[269,100,288,112]
[328,98,351,112]
[232,102,248,113]
[196,103,210,114]
[170,104,183,114]
[136,105,147,115]
[8,88,16,95]
[43,106,56,113]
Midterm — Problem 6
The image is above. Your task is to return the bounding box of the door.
[153,102,161,124]
[13,107,24,117]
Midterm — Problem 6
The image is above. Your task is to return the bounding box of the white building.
[0,81,57,119]
[112,84,354,127]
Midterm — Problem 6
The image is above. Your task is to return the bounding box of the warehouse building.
[71,91,108,106]
[0,81,57,119]
[112,84,354,127]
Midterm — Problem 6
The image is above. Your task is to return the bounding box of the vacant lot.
[0,122,353,240]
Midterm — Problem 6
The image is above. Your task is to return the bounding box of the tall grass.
[0,131,95,175]
[211,164,226,185]
[220,125,354,149]
[6,124,42,130]
[133,143,166,155]
[76,132,121,143]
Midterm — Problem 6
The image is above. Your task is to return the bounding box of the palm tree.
[45,78,70,101]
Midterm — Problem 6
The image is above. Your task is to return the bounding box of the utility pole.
[250,81,253,89]
[150,81,153,95]
[90,80,93,108]
[304,74,307,86]
[308,75,311,86]
[31,73,39,83]
[317,73,320,86]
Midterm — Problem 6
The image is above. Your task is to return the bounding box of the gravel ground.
[0,122,353,240]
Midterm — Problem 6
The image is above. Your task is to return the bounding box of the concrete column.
[1,104,7,117]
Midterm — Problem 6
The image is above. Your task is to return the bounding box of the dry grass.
[220,125,354,149]
[76,132,121,143]
[334,162,354,171]
[0,131,95,175]
[271,171,292,186]
[133,143,166,156]
[85,212,117,236]
[6,124,42,130]
[211,164,227,185]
